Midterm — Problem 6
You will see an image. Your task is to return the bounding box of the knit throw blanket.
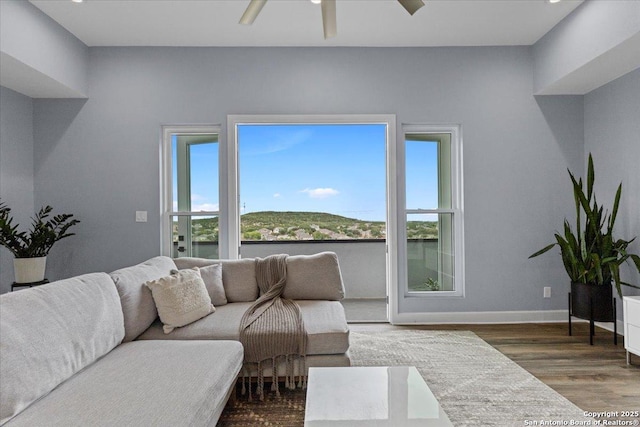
[239,254,307,401]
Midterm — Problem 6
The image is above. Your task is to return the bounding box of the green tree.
[313,231,328,240]
[243,231,262,241]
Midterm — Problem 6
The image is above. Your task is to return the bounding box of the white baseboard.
[391,309,568,325]
[390,309,625,336]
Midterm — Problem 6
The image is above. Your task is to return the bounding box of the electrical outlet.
[135,211,147,222]
[543,287,551,298]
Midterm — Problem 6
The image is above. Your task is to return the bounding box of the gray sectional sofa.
[0,252,350,426]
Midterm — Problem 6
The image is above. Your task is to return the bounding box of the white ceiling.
[30,0,584,47]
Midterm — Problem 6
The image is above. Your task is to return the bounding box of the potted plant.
[0,199,80,283]
[529,154,640,322]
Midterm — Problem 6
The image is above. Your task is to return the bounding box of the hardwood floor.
[350,322,640,412]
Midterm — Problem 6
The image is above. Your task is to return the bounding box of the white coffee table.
[304,366,453,426]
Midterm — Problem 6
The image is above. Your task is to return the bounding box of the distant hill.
[182,211,438,241]
[241,211,387,241]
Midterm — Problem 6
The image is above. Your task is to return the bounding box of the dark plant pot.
[570,281,614,322]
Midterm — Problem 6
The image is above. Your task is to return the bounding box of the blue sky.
[174,124,438,222]
[406,139,439,210]
[238,124,386,221]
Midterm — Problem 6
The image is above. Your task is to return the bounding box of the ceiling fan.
[239,0,425,39]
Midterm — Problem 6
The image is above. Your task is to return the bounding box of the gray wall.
[28,46,585,315]
[584,69,640,309]
[533,0,640,95]
[0,86,34,291]
[0,0,88,98]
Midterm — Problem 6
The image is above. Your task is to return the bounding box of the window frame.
[398,124,465,299]
[161,125,222,258]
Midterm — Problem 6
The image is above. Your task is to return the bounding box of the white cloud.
[191,203,219,212]
[173,199,218,212]
[301,188,340,199]
[273,193,281,198]
[191,194,218,212]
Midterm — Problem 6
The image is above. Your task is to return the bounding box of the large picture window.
[226,115,395,261]
[236,123,386,252]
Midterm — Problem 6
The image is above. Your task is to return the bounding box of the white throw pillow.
[145,268,215,334]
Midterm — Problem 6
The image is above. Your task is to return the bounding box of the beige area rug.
[218,330,592,426]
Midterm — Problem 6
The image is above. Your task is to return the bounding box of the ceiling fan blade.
[397,0,425,16]
[239,0,267,25]
[321,0,337,39]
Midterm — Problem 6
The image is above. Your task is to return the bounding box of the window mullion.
[406,209,455,214]
[169,211,219,216]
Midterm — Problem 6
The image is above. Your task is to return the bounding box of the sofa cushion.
[198,264,227,306]
[0,273,124,425]
[137,300,350,355]
[174,257,258,302]
[109,256,177,342]
[166,260,227,305]
[173,256,217,269]
[284,252,345,301]
[3,340,244,427]
[145,268,215,334]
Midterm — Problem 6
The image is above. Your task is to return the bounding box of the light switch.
[135,211,147,222]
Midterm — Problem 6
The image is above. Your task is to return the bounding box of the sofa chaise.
[0,251,350,426]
